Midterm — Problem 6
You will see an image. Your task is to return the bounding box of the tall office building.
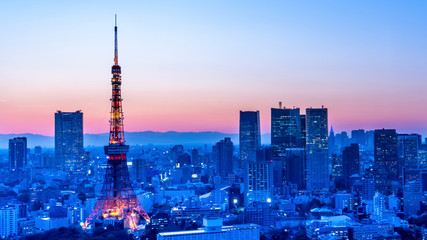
[132,158,146,182]
[403,181,422,215]
[398,134,419,176]
[212,138,234,178]
[9,137,27,171]
[239,111,261,168]
[285,148,305,189]
[328,126,336,156]
[0,206,18,239]
[374,129,398,194]
[305,107,329,190]
[271,106,302,158]
[55,111,84,172]
[342,144,360,187]
[245,161,273,205]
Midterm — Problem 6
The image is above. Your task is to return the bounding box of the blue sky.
[1,1,427,136]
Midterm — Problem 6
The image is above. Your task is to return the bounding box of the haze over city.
[2,1,427,136]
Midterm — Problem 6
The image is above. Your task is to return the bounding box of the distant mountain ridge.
[0,131,271,149]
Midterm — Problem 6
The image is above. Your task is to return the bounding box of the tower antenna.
[114,14,118,65]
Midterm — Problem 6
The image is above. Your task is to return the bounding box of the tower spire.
[114,14,118,65]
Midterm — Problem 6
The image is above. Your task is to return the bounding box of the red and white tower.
[84,16,150,231]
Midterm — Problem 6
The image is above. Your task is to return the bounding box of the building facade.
[212,138,234,178]
[271,107,303,158]
[0,206,18,239]
[9,137,27,171]
[305,107,329,190]
[157,218,260,240]
[239,111,261,168]
[55,110,84,172]
[374,129,398,194]
[343,143,360,187]
[245,161,273,205]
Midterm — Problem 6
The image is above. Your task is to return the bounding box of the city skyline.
[2,1,427,137]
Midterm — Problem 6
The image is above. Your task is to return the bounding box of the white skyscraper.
[0,206,18,238]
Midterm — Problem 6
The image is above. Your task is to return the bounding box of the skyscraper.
[398,134,419,175]
[305,107,329,190]
[374,129,398,194]
[213,138,234,178]
[403,181,422,215]
[271,106,302,158]
[285,148,305,189]
[328,126,336,156]
[55,110,84,172]
[342,144,360,187]
[239,111,261,168]
[245,161,273,205]
[0,206,17,239]
[9,137,27,171]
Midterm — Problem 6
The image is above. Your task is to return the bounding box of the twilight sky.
[1,1,427,136]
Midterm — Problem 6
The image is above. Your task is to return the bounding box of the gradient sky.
[1,1,427,137]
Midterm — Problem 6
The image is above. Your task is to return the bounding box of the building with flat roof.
[157,217,260,240]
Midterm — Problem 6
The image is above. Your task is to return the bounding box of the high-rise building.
[328,126,336,156]
[374,129,398,194]
[305,107,329,190]
[403,181,422,215]
[33,146,42,168]
[0,206,18,239]
[398,134,419,176]
[212,138,234,178]
[351,129,367,147]
[132,158,146,182]
[271,106,302,158]
[342,144,360,187]
[419,150,427,169]
[55,110,84,172]
[285,148,305,189]
[362,178,375,201]
[245,161,273,205]
[239,111,261,168]
[9,137,27,171]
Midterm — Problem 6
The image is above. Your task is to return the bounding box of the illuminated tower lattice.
[84,16,150,231]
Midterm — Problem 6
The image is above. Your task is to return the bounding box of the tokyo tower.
[83,16,150,231]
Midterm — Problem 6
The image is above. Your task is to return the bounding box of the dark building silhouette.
[351,129,367,147]
[213,138,234,177]
[55,110,84,172]
[285,148,305,189]
[397,134,419,178]
[343,144,360,187]
[177,153,191,166]
[328,126,336,156]
[306,107,329,190]
[239,111,261,168]
[271,106,302,158]
[132,158,146,182]
[9,137,27,171]
[374,129,398,194]
[300,114,306,148]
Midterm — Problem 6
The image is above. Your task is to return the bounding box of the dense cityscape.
[2,2,427,240]
[6,100,427,240]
